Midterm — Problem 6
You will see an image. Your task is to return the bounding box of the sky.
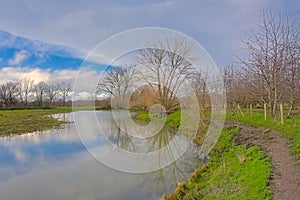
[0,0,299,87]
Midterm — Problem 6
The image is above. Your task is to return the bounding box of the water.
[0,111,204,200]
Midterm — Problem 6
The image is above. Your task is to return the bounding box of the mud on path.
[233,124,300,200]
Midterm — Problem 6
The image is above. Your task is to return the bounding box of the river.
[0,111,205,200]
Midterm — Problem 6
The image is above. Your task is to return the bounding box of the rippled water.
[0,111,204,200]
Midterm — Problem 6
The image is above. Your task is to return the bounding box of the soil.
[233,123,300,200]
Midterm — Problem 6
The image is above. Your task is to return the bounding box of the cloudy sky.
[0,0,299,86]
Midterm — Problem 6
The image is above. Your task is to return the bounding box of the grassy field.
[227,109,300,159]
[0,107,72,136]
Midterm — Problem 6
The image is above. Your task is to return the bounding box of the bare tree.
[97,65,136,109]
[192,70,210,109]
[33,81,47,107]
[285,27,300,117]
[0,83,9,107]
[223,65,255,108]
[45,83,58,105]
[240,11,299,116]
[57,82,72,106]
[18,78,34,107]
[134,36,194,112]
[0,81,19,108]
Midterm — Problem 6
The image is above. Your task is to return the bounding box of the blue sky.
[0,0,299,84]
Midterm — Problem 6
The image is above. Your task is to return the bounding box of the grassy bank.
[0,107,72,136]
[135,110,272,199]
[163,127,272,199]
[227,109,300,159]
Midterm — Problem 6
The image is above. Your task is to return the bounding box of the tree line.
[223,11,300,117]
[0,79,72,108]
[98,11,299,119]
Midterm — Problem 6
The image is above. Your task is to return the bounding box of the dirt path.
[234,124,300,200]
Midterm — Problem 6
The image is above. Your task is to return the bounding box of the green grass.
[134,110,272,199]
[0,107,72,136]
[227,109,300,158]
[166,110,182,128]
[134,110,182,127]
[163,127,272,200]
[134,111,151,122]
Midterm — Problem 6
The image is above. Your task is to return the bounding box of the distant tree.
[0,81,19,108]
[192,70,210,109]
[223,65,252,107]
[45,83,58,105]
[57,82,72,106]
[33,81,47,107]
[18,78,34,107]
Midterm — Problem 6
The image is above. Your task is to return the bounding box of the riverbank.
[158,109,300,199]
[163,126,272,199]
[134,111,273,199]
[0,107,72,136]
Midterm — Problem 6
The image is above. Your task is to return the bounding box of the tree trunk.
[287,101,294,118]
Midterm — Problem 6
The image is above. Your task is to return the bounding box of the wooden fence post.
[264,103,267,120]
[280,104,284,125]
[250,104,253,119]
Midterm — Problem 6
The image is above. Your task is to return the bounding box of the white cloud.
[9,148,27,163]
[8,50,29,65]
[0,67,48,84]
[0,67,78,84]
[52,69,78,83]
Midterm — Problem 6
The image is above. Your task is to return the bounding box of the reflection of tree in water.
[105,118,177,153]
[104,116,207,197]
[106,117,137,152]
[140,144,206,196]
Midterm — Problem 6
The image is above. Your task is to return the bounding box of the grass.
[134,110,151,122]
[163,127,272,200]
[227,109,300,159]
[135,109,273,199]
[134,110,182,128]
[0,107,72,136]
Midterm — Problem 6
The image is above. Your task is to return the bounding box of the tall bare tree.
[285,27,300,117]
[241,11,299,116]
[97,65,135,109]
[135,36,194,112]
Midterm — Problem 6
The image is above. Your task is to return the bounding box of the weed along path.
[235,124,300,200]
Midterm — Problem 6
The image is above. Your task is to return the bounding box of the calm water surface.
[0,111,204,200]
